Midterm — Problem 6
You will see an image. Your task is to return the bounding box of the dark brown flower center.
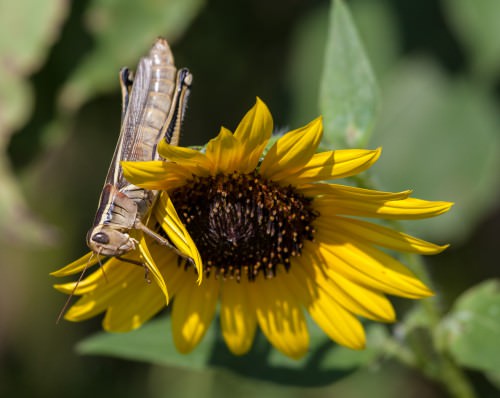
[170,172,318,281]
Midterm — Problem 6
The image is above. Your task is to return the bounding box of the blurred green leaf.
[443,0,500,81]
[485,371,500,391]
[267,320,387,370]
[319,0,379,148]
[78,314,215,370]
[287,0,397,139]
[436,279,500,373]
[0,0,69,135]
[59,0,205,112]
[370,59,500,243]
[287,3,329,129]
[0,0,68,245]
[349,0,399,79]
[78,314,385,386]
[0,0,69,74]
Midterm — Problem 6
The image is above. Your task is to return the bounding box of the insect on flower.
[54,98,453,358]
[53,39,202,320]
[86,38,192,260]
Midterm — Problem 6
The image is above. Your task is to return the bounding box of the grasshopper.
[87,38,192,258]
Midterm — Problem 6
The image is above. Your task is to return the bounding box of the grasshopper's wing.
[105,57,152,187]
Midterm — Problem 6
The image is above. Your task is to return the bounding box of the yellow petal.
[172,276,220,353]
[260,117,323,180]
[315,216,449,254]
[296,252,395,322]
[307,289,366,350]
[248,274,309,359]
[103,281,164,332]
[205,127,243,174]
[315,238,433,299]
[233,97,273,173]
[63,264,140,321]
[314,194,453,220]
[287,259,366,349]
[220,278,257,355]
[300,183,412,200]
[284,148,381,184]
[136,231,169,304]
[157,141,212,170]
[54,257,127,295]
[51,252,98,277]
[54,270,103,296]
[156,250,194,297]
[154,193,203,283]
[64,295,107,321]
[122,160,194,190]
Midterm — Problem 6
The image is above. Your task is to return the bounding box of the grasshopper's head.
[86,225,136,257]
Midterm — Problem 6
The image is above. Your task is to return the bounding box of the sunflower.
[53,98,452,359]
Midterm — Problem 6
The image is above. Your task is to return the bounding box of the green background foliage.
[1,0,499,397]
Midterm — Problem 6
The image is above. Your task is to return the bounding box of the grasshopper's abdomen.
[138,39,178,161]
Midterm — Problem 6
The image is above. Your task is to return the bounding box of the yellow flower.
[53,98,452,359]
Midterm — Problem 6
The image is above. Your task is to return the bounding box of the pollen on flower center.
[170,172,318,281]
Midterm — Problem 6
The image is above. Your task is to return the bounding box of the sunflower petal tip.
[435,201,454,216]
[347,339,366,351]
[289,350,309,360]
[53,283,70,293]
[311,115,323,128]
[436,243,451,253]
[49,267,79,278]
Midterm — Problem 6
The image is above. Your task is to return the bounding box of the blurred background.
[1,0,499,397]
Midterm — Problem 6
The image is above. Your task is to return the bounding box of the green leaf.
[369,59,500,243]
[0,0,69,75]
[77,314,386,386]
[484,371,500,391]
[77,315,215,371]
[58,0,205,112]
[436,279,500,373]
[288,1,396,131]
[0,0,68,245]
[347,0,399,80]
[287,3,329,129]
[267,319,388,370]
[319,0,379,148]
[443,0,500,81]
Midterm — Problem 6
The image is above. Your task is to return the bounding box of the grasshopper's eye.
[91,232,110,245]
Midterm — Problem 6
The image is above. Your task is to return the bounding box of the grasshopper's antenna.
[56,255,93,324]
[96,250,109,283]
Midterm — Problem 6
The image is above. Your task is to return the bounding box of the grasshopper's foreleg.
[135,220,192,262]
